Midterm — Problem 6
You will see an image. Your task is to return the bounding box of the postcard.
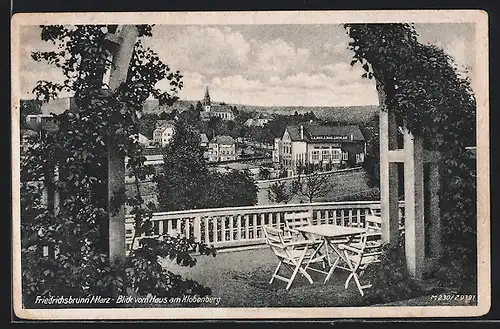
[11,10,490,320]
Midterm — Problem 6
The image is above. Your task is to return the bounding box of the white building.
[208,135,237,162]
[274,124,366,175]
[153,121,175,147]
[245,114,271,127]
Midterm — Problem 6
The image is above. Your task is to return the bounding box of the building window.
[312,151,319,161]
[342,152,348,160]
[332,149,341,160]
[322,150,330,161]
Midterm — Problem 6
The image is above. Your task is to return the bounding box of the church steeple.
[203,86,211,106]
[203,86,211,112]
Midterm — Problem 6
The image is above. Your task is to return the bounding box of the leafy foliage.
[154,118,210,211]
[203,170,259,209]
[363,242,422,304]
[258,167,272,180]
[21,24,215,306]
[345,24,477,287]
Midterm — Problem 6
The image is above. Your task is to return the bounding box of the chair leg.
[324,256,340,283]
[286,261,302,290]
[352,273,364,296]
[298,267,314,284]
[270,261,282,284]
[345,272,354,289]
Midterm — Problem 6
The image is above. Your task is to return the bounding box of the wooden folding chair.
[263,225,327,290]
[336,230,382,296]
[283,211,314,241]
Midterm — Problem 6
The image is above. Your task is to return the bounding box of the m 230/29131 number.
[430,294,476,301]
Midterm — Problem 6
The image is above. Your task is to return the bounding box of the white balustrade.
[125,201,405,251]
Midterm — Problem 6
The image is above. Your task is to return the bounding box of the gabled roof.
[211,105,233,114]
[156,119,175,128]
[211,135,235,145]
[284,124,365,142]
[200,133,209,143]
[153,124,175,134]
[254,113,271,120]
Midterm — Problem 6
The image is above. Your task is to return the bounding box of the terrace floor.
[161,246,476,308]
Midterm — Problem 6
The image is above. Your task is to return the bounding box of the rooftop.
[200,133,209,143]
[211,135,236,145]
[211,105,233,114]
[156,120,176,128]
[286,124,365,142]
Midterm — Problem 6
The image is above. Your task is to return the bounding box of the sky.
[17,23,475,107]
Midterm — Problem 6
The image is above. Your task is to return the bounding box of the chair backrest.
[284,211,312,230]
[368,207,382,217]
[347,230,368,253]
[365,215,382,232]
[263,225,289,259]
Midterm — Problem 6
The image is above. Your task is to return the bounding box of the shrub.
[362,241,422,305]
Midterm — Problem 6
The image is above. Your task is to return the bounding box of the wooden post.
[404,129,425,278]
[379,96,400,245]
[428,162,442,259]
[106,25,139,266]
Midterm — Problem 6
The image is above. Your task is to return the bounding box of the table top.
[295,225,365,238]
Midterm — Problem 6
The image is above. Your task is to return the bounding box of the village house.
[244,113,272,127]
[200,133,209,148]
[152,120,175,147]
[207,135,237,162]
[273,124,366,176]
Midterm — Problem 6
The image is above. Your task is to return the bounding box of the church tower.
[203,86,211,112]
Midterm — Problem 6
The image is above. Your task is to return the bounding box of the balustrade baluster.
[341,209,345,226]
[204,217,210,244]
[167,220,173,236]
[260,213,265,238]
[244,215,249,239]
[176,219,181,236]
[185,218,190,238]
[229,215,234,240]
[236,215,242,241]
[221,216,226,242]
[158,220,164,236]
[212,217,218,243]
[252,214,258,239]
[193,216,201,242]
